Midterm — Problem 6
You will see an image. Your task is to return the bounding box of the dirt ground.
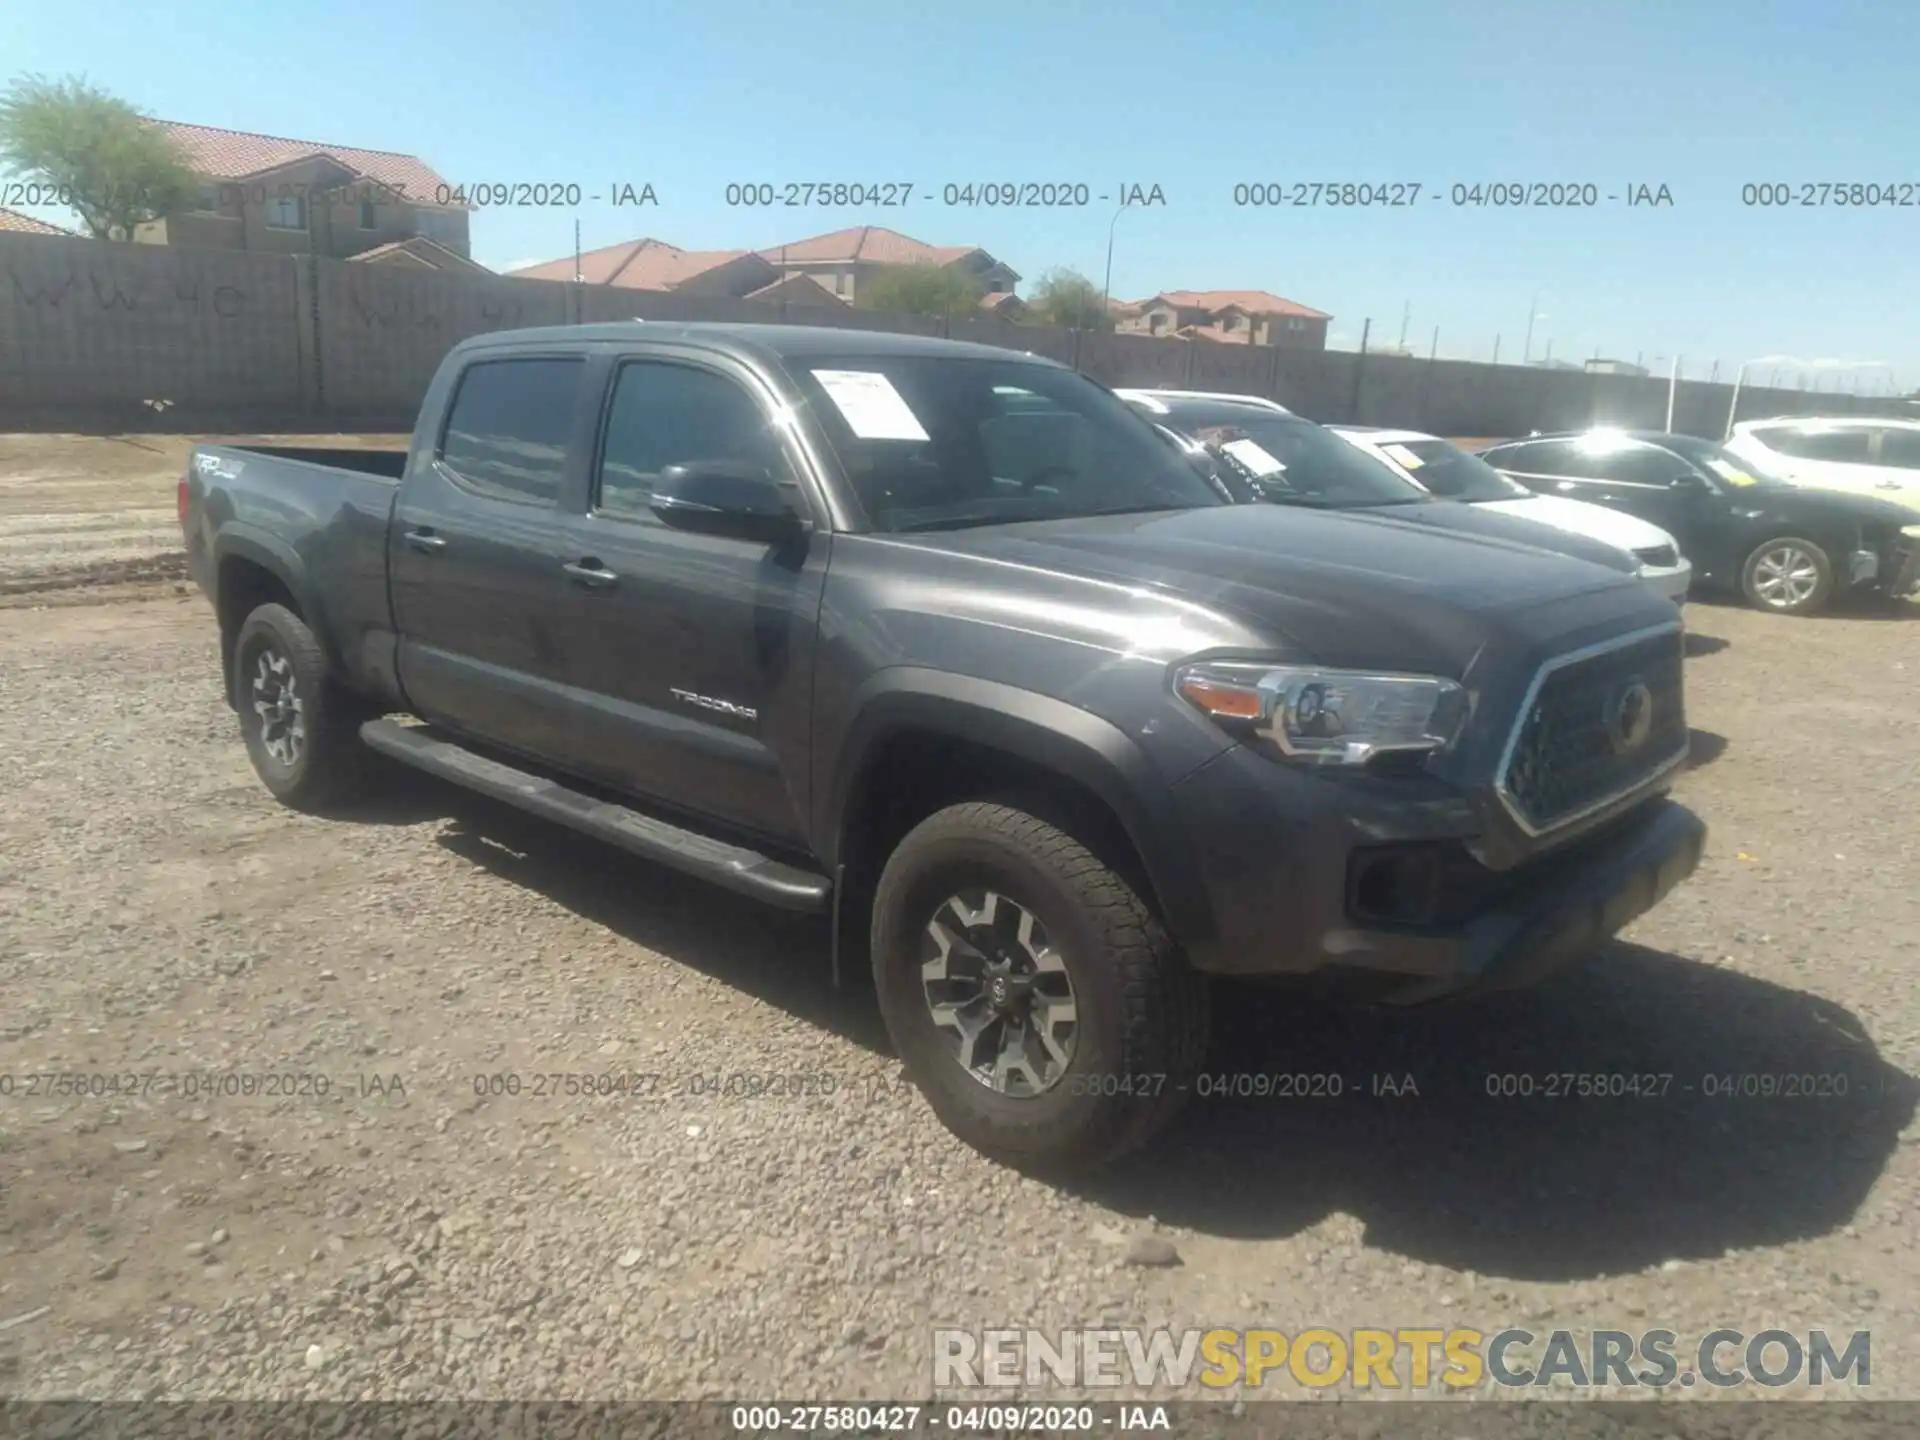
[0,436,1916,1412]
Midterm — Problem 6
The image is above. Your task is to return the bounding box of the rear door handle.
[563,559,619,589]
[404,528,447,553]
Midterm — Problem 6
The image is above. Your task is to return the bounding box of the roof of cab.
[451,321,1066,368]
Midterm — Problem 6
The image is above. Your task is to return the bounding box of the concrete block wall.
[1,232,1909,436]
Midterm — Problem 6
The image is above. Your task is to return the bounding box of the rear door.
[546,349,829,847]
[390,353,591,759]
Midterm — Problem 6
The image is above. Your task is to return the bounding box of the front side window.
[265,194,306,230]
[596,362,792,522]
[788,356,1222,533]
[1873,428,1920,468]
[439,358,583,505]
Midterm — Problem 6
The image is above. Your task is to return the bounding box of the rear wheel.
[1740,536,1834,615]
[233,603,373,811]
[870,801,1208,1173]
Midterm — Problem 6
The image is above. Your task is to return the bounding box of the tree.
[0,75,200,240]
[856,262,985,321]
[1025,267,1114,331]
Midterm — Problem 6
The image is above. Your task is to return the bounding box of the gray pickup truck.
[181,322,1706,1172]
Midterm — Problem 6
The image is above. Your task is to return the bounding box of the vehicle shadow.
[416,783,891,1053]
[1682,632,1730,657]
[1077,945,1916,1281]
[318,765,1913,1285]
[1684,727,1728,770]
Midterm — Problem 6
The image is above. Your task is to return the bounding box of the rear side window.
[1753,426,1871,462]
[596,361,792,522]
[1486,440,1586,476]
[439,358,583,505]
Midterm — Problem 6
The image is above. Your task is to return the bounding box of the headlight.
[1172,660,1468,766]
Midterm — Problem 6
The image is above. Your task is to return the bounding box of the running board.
[359,719,832,912]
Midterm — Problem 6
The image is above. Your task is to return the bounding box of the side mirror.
[651,459,804,541]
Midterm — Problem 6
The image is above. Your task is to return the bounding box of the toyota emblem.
[1606,680,1655,754]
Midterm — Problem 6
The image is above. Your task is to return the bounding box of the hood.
[1372,498,1637,572]
[898,503,1662,678]
[1470,493,1676,554]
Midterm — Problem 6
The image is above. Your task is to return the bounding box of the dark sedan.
[1479,429,1920,615]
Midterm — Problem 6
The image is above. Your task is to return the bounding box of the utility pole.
[1398,302,1411,351]
[1522,290,1540,364]
[1429,325,1439,361]
[1492,334,1501,364]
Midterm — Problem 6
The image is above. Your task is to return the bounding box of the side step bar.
[359,719,832,913]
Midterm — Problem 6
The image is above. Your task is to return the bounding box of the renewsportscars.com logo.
[933,1326,1871,1391]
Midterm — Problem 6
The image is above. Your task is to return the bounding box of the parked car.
[1479,429,1920,615]
[1724,416,1920,517]
[1113,389,1663,587]
[1331,425,1692,605]
[181,324,1705,1172]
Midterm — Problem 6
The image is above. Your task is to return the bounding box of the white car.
[1724,416,1920,518]
[1332,426,1693,605]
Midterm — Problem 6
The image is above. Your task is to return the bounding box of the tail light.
[177,475,190,527]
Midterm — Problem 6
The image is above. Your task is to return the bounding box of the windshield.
[1653,434,1790,489]
[787,358,1225,532]
[1369,437,1530,502]
[1173,413,1428,508]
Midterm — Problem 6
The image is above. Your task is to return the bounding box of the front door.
[390,354,591,760]
[549,353,828,848]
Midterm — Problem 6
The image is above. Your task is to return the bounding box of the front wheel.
[1740,536,1834,615]
[870,801,1209,1172]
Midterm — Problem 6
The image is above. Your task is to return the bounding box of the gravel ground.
[0,458,1916,1411]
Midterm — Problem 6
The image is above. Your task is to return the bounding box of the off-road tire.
[232,602,374,812]
[871,801,1209,1173]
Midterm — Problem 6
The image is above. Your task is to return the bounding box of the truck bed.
[215,444,408,481]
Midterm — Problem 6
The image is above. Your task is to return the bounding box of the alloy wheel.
[1750,543,1822,609]
[919,889,1078,1097]
[250,647,306,767]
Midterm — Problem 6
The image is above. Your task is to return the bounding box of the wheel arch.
[822,669,1216,949]
[212,529,326,709]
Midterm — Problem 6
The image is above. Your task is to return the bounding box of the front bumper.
[1168,745,1705,1003]
[1639,558,1692,606]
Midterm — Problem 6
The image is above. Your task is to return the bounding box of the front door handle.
[563,559,619,589]
[404,528,447,553]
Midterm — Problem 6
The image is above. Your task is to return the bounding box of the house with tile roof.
[129,120,478,268]
[1115,289,1331,349]
[756,226,1020,310]
[510,226,1018,315]
[0,207,76,236]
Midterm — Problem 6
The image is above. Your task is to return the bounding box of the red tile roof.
[507,238,767,289]
[742,273,847,305]
[979,291,1026,313]
[149,120,460,208]
[0,207,74,235]
[756,225,983,267]
[1135,289,1331,320]
[346,236,489,273]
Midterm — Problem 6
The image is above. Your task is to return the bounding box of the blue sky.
[3,0,1913,389]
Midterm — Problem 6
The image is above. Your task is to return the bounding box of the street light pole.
[1522,290,1540,364]
[1099,202,1131,325]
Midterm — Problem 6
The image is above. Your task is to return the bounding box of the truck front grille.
[1496,624,1687,835]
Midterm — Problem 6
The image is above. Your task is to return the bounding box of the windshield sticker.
[1707,459,1758,487]
[1220,438,1287,477]
[1381,443,1425,470]
[810,370,931,442]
